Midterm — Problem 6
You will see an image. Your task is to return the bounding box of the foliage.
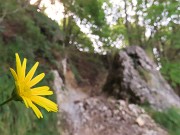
[69,62,82,83]
[152,108,180,135]
[60,0,111,51]
[0,1,61,135]
[142,104,180,135]
[0,4,62,63]
[161,61,180,86]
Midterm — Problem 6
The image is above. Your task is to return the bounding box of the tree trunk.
[124,0,133,45]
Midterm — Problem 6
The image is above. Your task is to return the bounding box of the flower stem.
[0,97,13,107]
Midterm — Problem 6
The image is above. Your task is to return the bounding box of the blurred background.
[0,0,179,135]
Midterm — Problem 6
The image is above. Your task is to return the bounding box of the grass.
[143,106,180,135]
[152,108,180,135]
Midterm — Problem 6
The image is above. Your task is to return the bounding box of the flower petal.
[15,53,22,78]
[22,96,43,118]
[31,86,53,96]
[31,96,58,112]
[28,73,45,87]
[10,68,18,81]
[25,62,39,82]
[31,103,43,118]
[22,97,29,108]
[22,58,27,79]
[31,86,49,91]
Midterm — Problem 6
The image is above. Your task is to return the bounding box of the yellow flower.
[10,53,58,118]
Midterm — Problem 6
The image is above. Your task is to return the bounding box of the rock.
[103,46,180,110]
[136,115,145,126]
[63,96,168,135]
[52,70,168,135]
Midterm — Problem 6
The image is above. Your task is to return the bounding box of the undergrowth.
[0,1,62,134]
[152,108,180,135]
[143,106,180,135]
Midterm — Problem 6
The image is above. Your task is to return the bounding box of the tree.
[60,0,111,51]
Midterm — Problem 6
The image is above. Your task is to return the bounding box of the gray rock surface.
[75,98,168,135]
[52,69,169,135]
[103,46,180,110]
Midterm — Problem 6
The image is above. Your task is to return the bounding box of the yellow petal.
[31,86,53,96]
[32,91,53,96]
[10,68,18,81]
[22,58,27,79]
[25,62,39,82]
[15,53,22,78]
[22,97,43,118]
[22,97,29,108]
[31,103,43,118]
[31,96,58,112]
[31,86,49,91]
[28,73,45,87]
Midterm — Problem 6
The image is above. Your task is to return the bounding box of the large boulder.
[52,69,168,135]
[103,46,180,110]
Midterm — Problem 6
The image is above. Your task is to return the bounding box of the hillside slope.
[0,4,62,135]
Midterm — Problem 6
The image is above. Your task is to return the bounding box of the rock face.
[103,46,180,110]
[74,98,168,135]
[52,69,168,135]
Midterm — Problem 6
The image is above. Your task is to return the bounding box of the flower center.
[16,81,31,97]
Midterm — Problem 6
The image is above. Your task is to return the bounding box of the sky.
[29,0,131,25]
[30,0,64,23]
[30,0,153,52]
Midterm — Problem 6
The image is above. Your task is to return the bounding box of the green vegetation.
[0,72,58,135]
[0,0,179,134]
[144,107,180,135]
[0,1,61,134]
[161,61,180,95]
[141,101,180,135]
